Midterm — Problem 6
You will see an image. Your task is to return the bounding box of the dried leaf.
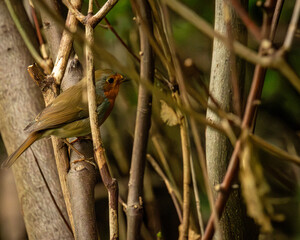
[240,140,273,232]
[178,225,201,240]
[160,100,179,126]
[188,228,201,240]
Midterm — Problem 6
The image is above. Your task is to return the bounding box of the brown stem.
[85,2,120,238]
[85,23,119,239]
[126,1,154,239]
[30,6,44,45]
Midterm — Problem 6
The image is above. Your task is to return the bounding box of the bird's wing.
[26,80,104,132]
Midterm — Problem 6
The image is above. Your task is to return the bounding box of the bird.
[1,69,126,168]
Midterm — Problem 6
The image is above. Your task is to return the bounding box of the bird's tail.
[1,132,42,168]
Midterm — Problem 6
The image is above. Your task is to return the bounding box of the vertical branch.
[205,0,250,239]
[85,5,119,239]
[178,114,191,240]
[127,0,154,239]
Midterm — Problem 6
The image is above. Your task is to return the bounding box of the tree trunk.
[0,1,73,239]
[206,0,257,239]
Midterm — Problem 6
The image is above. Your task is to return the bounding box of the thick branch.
[67,140,98,240]
[126,1,154,239]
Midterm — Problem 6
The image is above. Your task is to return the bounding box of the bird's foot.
[67,135,92,144]
[63,139,97,168]
[71,157,97,168]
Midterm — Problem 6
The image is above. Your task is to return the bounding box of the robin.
[1,69,126,168]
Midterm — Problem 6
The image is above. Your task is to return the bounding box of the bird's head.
[95,69,127,100]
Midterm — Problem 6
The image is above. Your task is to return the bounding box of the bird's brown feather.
[26,79,104,133]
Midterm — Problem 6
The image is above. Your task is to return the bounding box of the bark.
[39,0,63,61]
[205,0,256,239]
[126,0,154,239]
[0,0,72,239]
[67,139,98,240]
[0,137,26,240]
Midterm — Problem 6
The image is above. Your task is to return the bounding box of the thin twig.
[249,134,300,166]
[189,153,205,236]
[30,5,44,46]
[269,0,284,41]
[104,17,140,62]
[147,154,183,222]
[282,0,300,51]
[151,130,184,206]
[163,0,300,93]
[88,0,118,28]
[151,135,177,190]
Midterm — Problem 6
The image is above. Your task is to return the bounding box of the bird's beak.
[119,75,129,84]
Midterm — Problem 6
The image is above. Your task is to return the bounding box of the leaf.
[240,140,273,232]
[160,100,179,126]
[178,225,201,240]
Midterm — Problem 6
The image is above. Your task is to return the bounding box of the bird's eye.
[107,77,114,84]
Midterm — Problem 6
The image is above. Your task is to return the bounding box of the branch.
[85,1,119,238]
[88,0,118,28]
[126,1,154,239]
[66,140,98,239]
